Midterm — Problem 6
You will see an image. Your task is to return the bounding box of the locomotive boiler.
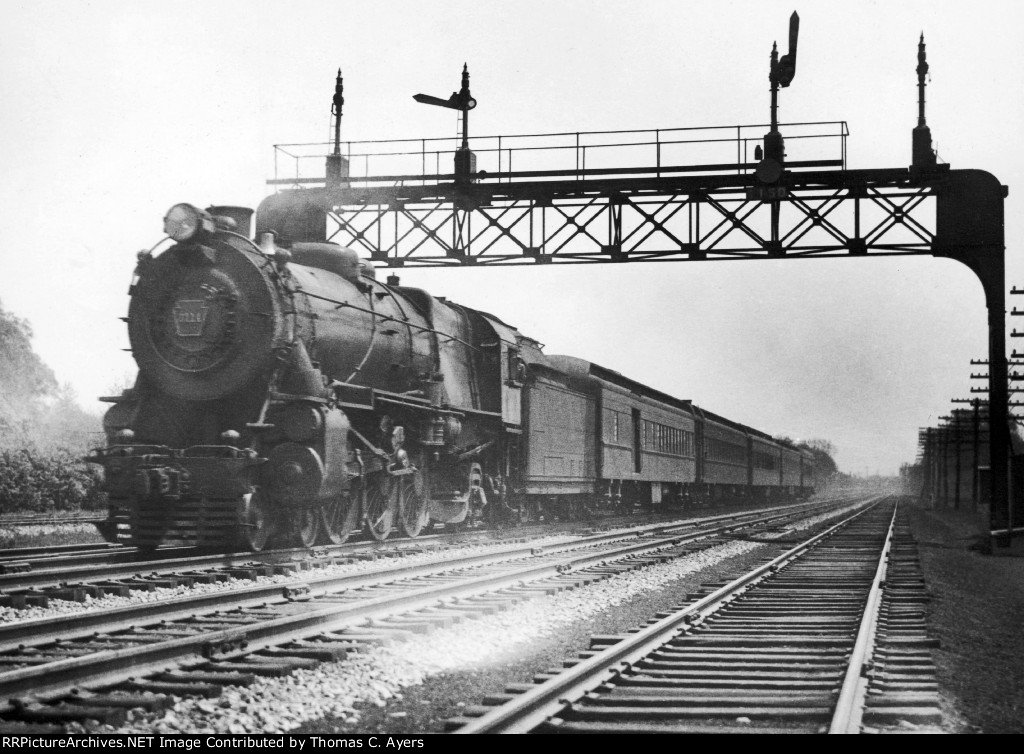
[91,203,523,549]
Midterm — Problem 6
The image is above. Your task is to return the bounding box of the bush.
[0,445,106,514]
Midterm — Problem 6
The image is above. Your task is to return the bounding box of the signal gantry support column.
[916,36,1009,546]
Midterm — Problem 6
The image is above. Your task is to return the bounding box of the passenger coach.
[516,354,815,514]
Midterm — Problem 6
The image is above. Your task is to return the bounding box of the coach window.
[632,409,642,472]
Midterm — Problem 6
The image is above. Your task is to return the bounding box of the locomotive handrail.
[347,424,391,460]
[268,391,329,404]
[375,397,461,417]
[444,405,504,419]
[181,444,260,459]
[458,441,494,461]
[298,289,483,352]
[367,387,431,405]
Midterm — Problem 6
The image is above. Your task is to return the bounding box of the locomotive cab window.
[506,347,525,386]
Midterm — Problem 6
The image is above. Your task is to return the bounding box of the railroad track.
[0,515,105,529]
[0,498,851,610]
[0,544,196,578]
[447,497,941,734]
[0,496,849,569]
[0,497,868,731]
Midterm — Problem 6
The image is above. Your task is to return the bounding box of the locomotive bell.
[259,232,276,255]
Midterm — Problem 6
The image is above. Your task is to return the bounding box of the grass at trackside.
[0,523,107,549]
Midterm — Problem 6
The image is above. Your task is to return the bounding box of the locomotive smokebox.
[127,240,287,401]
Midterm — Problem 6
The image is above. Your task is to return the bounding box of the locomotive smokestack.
[207,206,253,238]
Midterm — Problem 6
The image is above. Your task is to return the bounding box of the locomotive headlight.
[163,203,209,242]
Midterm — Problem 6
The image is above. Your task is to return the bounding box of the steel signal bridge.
[257,25,1012,545]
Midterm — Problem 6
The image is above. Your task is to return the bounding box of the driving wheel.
[398,474,428,538]
[321,490,359,545]
[365,473,396,541]
[295,505,321,548]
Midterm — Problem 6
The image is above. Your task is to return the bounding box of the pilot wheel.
[240,490,273,552]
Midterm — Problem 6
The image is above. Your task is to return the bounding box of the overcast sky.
[2,0,1021,475]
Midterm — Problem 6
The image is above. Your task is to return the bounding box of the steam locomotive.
[90,203,815,550]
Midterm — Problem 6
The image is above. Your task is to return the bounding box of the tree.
[0,300,58,445]
[37,383,105,451]
[0,300,102,451]
[798,438,839,480]
[0,301,105,512]
[804,438,837,458]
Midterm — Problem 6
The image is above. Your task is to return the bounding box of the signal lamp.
[164,203,213,242]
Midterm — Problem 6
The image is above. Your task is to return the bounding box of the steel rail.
[0,545,193,570]
[453,498,886,734]
[0,542,127,563]
[0,499,863,706]
[828,505,897,734]
[0,498,848,593]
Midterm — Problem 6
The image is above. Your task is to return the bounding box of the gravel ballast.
[110,537,771,735]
